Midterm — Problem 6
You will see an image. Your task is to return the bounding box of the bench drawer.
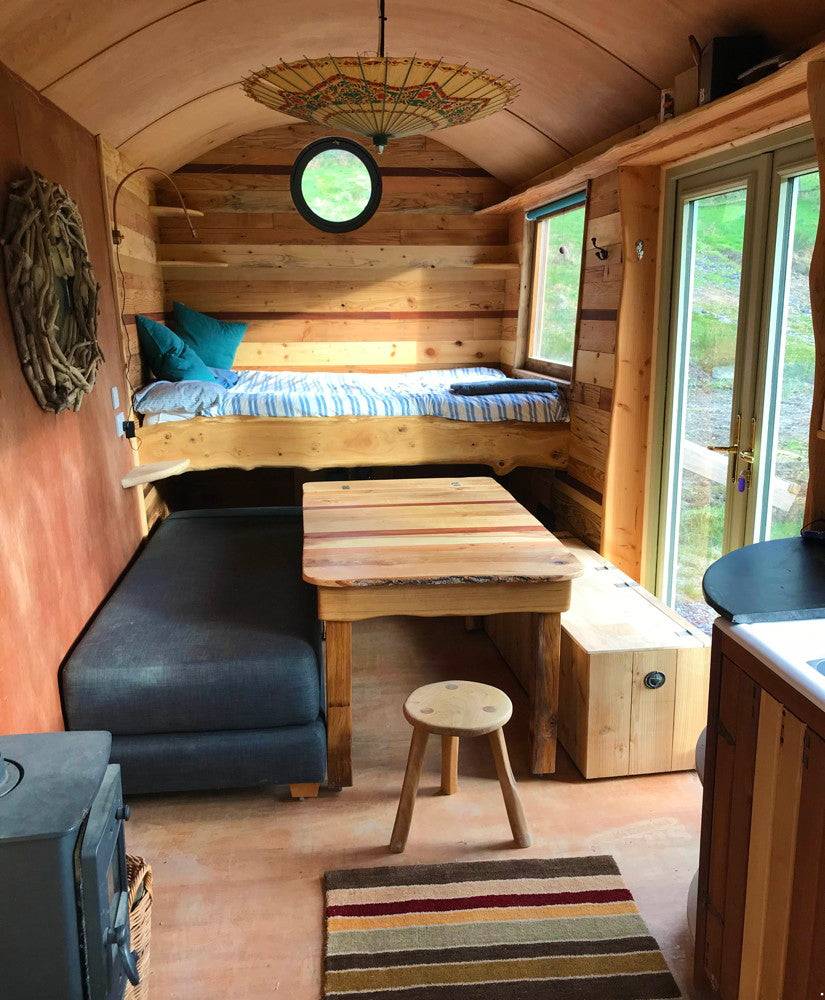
[486,534,710,779]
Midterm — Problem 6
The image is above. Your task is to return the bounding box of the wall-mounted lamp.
[111,166,198,245]
[591,237,609,261]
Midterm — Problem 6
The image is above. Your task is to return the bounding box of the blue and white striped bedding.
[134,367,568,424]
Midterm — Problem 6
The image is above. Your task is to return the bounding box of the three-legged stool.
[389,680,531,853]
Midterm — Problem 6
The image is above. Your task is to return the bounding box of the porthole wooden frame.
[290,136,382,233]
[1,169,102,413]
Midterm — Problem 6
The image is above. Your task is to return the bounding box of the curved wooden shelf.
[150,205,205,218]
[159,259,229,268]
[121,458,191,488]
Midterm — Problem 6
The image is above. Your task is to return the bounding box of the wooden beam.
[138,415,569,475]
[807,59,825,525]
[602,166,661,580]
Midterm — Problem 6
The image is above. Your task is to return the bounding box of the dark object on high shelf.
[702,536,825,624]
[0,731,138,1000]
[698,35,772,105]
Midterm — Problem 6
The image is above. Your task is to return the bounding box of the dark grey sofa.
[61,508,326,794]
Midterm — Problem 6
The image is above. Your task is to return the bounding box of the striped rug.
[324,856,682,999]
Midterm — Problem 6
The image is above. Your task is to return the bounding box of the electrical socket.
[115,411,125,438]
[111,386,120,410]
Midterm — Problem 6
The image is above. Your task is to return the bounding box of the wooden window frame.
[525,198,588,380]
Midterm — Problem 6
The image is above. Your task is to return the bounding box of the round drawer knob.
[644,670,667,690]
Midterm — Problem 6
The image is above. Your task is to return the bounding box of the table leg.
[531,611,561,775]
[325,620,353,787]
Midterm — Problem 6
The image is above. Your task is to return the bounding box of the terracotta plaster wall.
[0,63,142,733]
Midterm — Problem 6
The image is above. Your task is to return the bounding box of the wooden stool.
[389,680,531,853]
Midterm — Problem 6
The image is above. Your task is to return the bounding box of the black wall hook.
[591,237,609,261]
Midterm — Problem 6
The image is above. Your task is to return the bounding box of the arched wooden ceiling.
[1,1,822,184]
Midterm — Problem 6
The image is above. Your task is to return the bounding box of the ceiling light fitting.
[242,0,519,153]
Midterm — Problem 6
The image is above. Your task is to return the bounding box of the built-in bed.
[134,366,570,474]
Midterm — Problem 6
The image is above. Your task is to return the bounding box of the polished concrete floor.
[127,616,703,999]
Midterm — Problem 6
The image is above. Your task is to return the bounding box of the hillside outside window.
[527,194,587,378]
[290,136,382,233]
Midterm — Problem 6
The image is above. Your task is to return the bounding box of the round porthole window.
[290,136,382,233]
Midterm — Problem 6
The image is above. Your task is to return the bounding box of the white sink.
[720,618,825,712]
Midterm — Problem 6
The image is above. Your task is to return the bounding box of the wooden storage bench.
[486,534,710,779]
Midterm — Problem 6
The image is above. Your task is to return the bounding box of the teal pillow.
[173,301,247,370]
[136,315,217,383]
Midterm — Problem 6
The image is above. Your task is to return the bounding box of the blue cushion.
[174,301,247,369]
[450,378,561,396]
[136,315,217,382]
[209,367,241,388]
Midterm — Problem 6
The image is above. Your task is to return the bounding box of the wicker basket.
[124,855,153,1000]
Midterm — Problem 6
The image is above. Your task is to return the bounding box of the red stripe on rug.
[326,888,634,917]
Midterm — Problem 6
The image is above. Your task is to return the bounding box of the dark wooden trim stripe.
[125,310,517,325]
[177,163,493,178]
[307,524,547,541]
[304,499,517,511]
[555,470,604,507]
[579,308,618,322]
[204,310,518,321]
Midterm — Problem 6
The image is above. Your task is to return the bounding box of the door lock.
[735,419,757,493]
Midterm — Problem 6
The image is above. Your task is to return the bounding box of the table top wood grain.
[302,476,581,588]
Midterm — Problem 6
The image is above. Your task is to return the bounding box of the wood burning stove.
[0,731,139,999]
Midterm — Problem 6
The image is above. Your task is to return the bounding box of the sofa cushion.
[112,722,327,794]
[62,508,321,736]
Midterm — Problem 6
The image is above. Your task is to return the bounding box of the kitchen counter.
[717,617,825,714]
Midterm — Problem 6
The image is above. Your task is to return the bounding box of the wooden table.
[302,476,581,787]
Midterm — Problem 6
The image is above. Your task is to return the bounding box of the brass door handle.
[706,413,741,456]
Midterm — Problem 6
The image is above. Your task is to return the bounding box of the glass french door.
[658,139,820,631]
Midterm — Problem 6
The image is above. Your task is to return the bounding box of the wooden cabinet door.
[697,651,761,998]
[783,728,825,999]
[738,693,805,997]
[697,633,825,1000]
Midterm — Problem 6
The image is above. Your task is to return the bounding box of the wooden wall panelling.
[0,64,143,733]
[807,60,825,525]
[498,210,531,369]
[99,137,167,533]
[99,140,164,392]
[602,165,661,580]
[549,170,621,549]
[153,123,514,375]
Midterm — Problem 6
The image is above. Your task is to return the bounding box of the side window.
[528,198,587,377]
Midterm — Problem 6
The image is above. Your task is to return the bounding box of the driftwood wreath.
[1,169,102,412]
